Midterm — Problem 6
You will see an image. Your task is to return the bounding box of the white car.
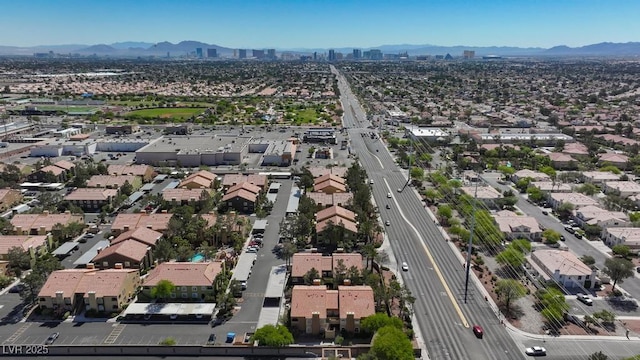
[576,293,593,306]
[369,179,374,185]
[525,346,546,356]
[387,192,391,198]
[401,262,409,272]
[385,220,390,226]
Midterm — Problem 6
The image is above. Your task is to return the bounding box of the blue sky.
[1,0,638,48]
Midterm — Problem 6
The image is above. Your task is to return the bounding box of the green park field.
[126,107,206,120]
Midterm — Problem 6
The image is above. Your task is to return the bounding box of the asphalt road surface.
[333,66,526,360]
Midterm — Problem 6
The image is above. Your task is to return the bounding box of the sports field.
[126,107,206,120]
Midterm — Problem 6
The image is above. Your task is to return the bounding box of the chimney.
[97,247,103,253]
[312,278,321,286]
[43,210,49,215]
[64,210,71,214]
[114,263,123,269]
[146,225,152,229]
[343,279,351,286]
[123,225,130,231]
[86,263,95,269]
[161,210,168,213]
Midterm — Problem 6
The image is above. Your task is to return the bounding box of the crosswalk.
[3,323,31,344]
[103,324,126,344]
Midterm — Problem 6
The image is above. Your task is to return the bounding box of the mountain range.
[1,41,640,57]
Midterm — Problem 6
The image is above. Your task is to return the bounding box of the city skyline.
[0,0,639,49]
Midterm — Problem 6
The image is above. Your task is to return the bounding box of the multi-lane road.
[333,66,640,359]
[334,67,525,360]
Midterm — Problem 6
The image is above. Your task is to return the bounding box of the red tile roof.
[316,205,356,223]
[291,253,333,277]
[65,188,118,201]
[221,188,257,203]
[338,285,375,319]
[111,213,173,232]
[111,227,162,247]
[0,235,48,255]
[143,261,224,287]
[290,285,338,318]
[92,240,149,263]
[227,182,261,195]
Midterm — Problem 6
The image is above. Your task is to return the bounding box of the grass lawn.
[126,107,206,120]
[292,108,320,124]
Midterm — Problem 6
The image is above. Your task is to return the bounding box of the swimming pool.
[191,253,205,262]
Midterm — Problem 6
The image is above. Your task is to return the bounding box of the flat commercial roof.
[137,135,248,154]
[231,252,257,282]
[74,240,110,266]
[253,219,268,231]
[286,186,301,214]
[123,303,216,316]
[163,180,180,190]
[52,241,78,256]
[264,265,287,299]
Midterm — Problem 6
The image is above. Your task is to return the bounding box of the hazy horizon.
[1,0,639,49]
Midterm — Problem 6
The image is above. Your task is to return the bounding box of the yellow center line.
[386,179,469,328]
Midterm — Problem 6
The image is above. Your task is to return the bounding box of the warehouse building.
[135,135,249,167]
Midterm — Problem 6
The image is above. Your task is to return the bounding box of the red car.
[473,325,484,339]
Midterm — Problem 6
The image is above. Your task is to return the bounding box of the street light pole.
[464,180,479,304]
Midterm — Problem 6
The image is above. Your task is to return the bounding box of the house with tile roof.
[180,170,217,189]
[581,171,620,185]
[547,152,576,169]
[492,210,542,241]
[574,205,629,228]
[110,227,162,248]
[142,261,225,301]
[222,183,260,214]
[290,285,375,335]
[602,181,640,198]
[306,192,353,208]
[0,188,22,212]
[111,212,173,235]
[512,169,550,183]
[107,164,155,182]
[291,253,363,284]
[562,142,589,158]
[92,240,152,270]
[221,173,268,190]
[548,192,599,210]
[28,160,76,182]
[0,235,50,264]
[162,188,211,205]
[86,175,141,191]
[64,188,119,211]
[598,153,629,170]
[602,227,640,253]
[11,211,83,235]
[37,267,140,315]
[529,250,596,289]
[313,174,347,194]
[530,182,572,193]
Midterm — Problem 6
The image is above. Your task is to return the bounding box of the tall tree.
[495,279,527,315]
[603,258,634,292]
[151,279,175,301]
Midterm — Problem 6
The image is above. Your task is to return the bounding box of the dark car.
[45,332,59,345]
[473,325,484,339]
[560,235,565,241]
[207,334,217,344]
[564,226,575,234]
[8,284,24,293]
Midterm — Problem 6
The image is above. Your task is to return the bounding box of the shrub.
[159,337,176,346]
[335,335,344,345]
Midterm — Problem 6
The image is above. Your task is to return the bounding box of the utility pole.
[464,180,479,303]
